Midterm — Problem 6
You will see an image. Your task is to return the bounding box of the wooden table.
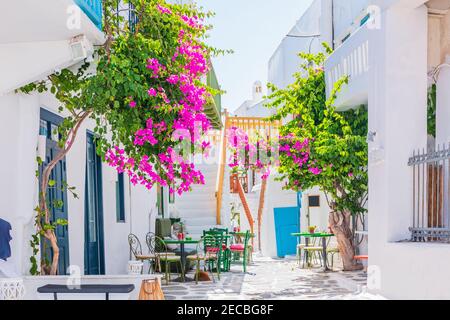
[291,232,334,272]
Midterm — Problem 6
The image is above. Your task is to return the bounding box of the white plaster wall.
[367,3,429,298]
[0,90,157,276]
[268,0,325,91]
[260,173,298,258]
[369,243,450,299]
[300,187,331,232]
[436,57,450,146]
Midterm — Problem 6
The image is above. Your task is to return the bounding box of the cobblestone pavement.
[161,256,383,300]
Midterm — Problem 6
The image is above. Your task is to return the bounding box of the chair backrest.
[145,232,157,254]
[155,218,172,238]
[204,230,228,246]
[202,234,223,257]
[211,227,228,234]
[128,234,143,258]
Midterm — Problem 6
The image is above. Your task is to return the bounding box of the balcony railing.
[325,25,369,110]
[408,145,450,243]
[74,0,103,30]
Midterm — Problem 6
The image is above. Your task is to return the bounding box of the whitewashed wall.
[0,90,157,276]
[268,0,329,91]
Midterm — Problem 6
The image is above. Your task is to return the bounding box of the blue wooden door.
[39,109,70,275]
[84,132,105,275]
[274,206,300,258]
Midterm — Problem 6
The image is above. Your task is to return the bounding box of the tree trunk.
[328,210,363,271]
[38,111,91,275]
[45,230,60,275]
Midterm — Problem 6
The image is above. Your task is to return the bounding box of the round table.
[162,239,199,282]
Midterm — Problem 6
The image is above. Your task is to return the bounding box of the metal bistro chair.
[229,230,251,273]
[145,232,175,273]
[186,235,223,284]
[153,236,184,285]
[296,236,319,266]
[128,234,159,274]
[303,237,332,269]
[204,229,231,272]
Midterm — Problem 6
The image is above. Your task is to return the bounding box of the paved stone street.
[162,255,383,300]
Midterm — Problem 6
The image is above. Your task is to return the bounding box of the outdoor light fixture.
[69,35,94,63]
[367,130,385,165]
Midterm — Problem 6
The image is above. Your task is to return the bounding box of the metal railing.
[74,0,103,30]
[408,145,450,242]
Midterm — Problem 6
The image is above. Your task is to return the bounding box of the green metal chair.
[296,236,319,267]
[153,236,184,285]
[186,235,223,284]
[204,229,231,272]
[303,237,332,268]
[229,230,251,273]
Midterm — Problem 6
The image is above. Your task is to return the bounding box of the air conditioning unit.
[69,35,94,62]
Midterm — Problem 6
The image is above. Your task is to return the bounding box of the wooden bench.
[37,284,135,300]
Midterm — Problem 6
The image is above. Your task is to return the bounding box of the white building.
[0,1,158,280]
[324,0,450,299]
[0,0,224,289]
[267,0,334,237]
[233,81,271,118]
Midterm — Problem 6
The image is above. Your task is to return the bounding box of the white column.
[368,2,428,252]
[436,57,450,146]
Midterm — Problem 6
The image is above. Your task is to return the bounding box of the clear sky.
[196,0,314,112]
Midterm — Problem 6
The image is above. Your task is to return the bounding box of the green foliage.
[21,0,222,274]
[267,44,368,215]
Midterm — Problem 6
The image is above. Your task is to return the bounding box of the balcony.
[74,0,103,30]
[0,0,104,44]
[325,25,370,111]
[0,0,104,94]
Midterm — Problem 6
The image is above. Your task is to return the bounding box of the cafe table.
[291,232,334,272]
[162,238,199,282]
[229,231,254,244]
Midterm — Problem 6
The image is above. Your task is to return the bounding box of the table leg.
[322,237,330,272]
[180,243,185,281]
[304,238,309,268]
[173,243,196,283]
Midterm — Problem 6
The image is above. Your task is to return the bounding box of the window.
[116,173,125,222]
[157,185,165,217]
[308,195,320,208]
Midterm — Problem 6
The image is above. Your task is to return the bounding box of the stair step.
[178,209,216,218]
[182,217,217,226]
[177,203,216,212]
[186,225,221,234]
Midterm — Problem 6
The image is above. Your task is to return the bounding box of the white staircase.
[175,163,221,240]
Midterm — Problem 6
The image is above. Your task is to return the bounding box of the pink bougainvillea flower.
[167,75,179,85]
[308,167,322,175]
[147,88,157,97]
[157,4,172,15]
[129,101,137,108]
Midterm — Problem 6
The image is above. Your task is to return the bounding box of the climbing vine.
[266,44,368,271]
[21,0,222,275]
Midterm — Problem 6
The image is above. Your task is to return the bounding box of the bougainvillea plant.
[226,126,274,179]
[266,44,368,271]
[20,0,222,275]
